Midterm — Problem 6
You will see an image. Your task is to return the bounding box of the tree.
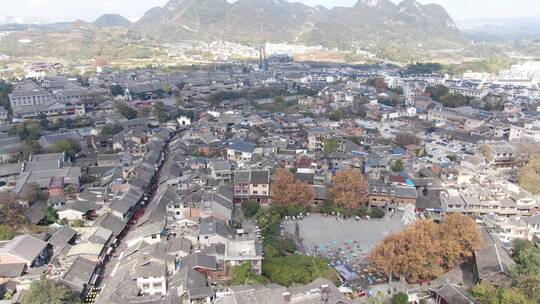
[425,85,449,101]
[231,262,267,285]
[137,107,152,118]
[331,169,368,209]
[262,254,336,287]
[44,207,58,224]
[369,215,482,283]
[9,121,42,141]
[392,292,409,304]
[116,102,137,120]
[471,284,532,304]
[394,132,420,148]
[0,192,27,227]
[324,138,340,154]
[518,154,540,195]
[72,219,84,228]
[0,79,13,112]
[439,93,468,108]
[100,124,124,135]
[392,159,404,172]
[110,84,124,96]
[242,201,260,219]
[49,139,79,158]
[328,109,342,121]
[478,144,494,161]
[439,214,483,269]
[154,101,168,123]
[0,224,14,240]
[20,183,45,204]
[11,140,42,162]
[21,279,79,304]
[471,283,498,304]
[511,240,540,276]
[271,169,314,208]
[370,207,385,219]
[163,82,172,95]
[516,275,540,303]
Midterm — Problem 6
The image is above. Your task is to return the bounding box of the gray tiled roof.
[1,235,47,264]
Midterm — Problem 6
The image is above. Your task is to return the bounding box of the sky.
[1,0,539,23]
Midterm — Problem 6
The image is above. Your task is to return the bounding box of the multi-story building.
[233,170,270,203]
[308,128,330,152]
[509,121,540,142]
[8,83,52,109]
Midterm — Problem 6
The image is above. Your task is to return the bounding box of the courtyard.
[283,213,406,281]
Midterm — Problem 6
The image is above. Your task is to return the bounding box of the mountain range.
[0,0,472,62]
[131,0,465,49]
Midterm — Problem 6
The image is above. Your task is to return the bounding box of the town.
[0,53,538,304]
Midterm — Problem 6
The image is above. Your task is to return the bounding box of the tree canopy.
[324,138,340,154]
[0,224,14,240]
[394,132,420,148]
[49,139,80,159]
[110,84,124,96]
[518,154,540,195]
[116,102,138,120]
[21,279,80,304]
[425,85,469,108]
[369,214,481,282]
[271,169,314,208]
[100,124,124,136]
[262,254,336,287]
[331,169,369,209]
[231,262,267,286]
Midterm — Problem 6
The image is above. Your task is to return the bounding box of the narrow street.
[87,129,180,302]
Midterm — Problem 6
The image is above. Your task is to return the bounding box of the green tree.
[425,85,449,101]
[72,219,84,228]
[511,240,540,276]
[516,275,540,303]
[392,159,405,172]
[231,262,267,286]
[154,101,168,123]
[9,121,42,141]
[110,85,124,96]
[439,93,469,108]
[100,124,124,135]
[21,279,79,304]
[392,292,409,304]
[44,207,58,224]
[116,102,137,120]
[329,109,342,121]
[242,201,260,219]
[518,155,540,195]
[49,140,79,158]
[262,254,336,287]
[471,283,498,304]
[324,138,340,154]
[0,224,14,240]
[0,79,13,112]
[11,140,42,162]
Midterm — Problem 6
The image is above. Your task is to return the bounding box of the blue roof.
[391,147,406,155]
[405,179,415,187]
[229,140,255,153]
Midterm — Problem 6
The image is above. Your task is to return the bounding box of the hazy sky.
[2,0,539,22]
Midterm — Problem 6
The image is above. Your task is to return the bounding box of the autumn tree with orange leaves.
[271,169,314,208]
[331,169,369,209]
[368,214,481,283]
